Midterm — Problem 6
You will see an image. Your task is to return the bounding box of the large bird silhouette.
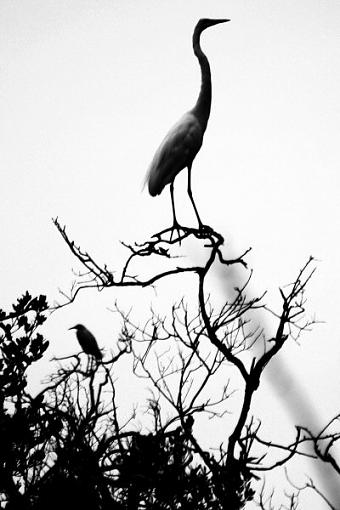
[145,18,229,231]
[69,324,102,360]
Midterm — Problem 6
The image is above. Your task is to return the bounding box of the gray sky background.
[1,0,339,507]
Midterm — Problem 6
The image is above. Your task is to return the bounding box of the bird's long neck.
[192,28,212,131]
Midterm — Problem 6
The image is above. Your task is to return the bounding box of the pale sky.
[1,0,340,507]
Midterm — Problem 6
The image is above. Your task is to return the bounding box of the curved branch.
[52,217,249,310]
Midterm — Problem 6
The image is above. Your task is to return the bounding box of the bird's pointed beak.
[69,326,76,330]
[210,18,230,26]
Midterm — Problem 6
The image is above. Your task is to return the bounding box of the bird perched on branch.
[69,324,102,360]
[145,18,229,231]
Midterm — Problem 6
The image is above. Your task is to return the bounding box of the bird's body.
[69,324,102,360]
[147,112,203,197]
[145,18,229,228]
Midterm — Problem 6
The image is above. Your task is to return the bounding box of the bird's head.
[195,18,230,34]
[69,324,85,331]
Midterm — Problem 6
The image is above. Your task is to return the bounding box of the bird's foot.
[196,222,213,238]
[152,224,182,240]
[170,221,184,244]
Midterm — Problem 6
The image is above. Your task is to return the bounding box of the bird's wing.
[77,329,101,356]
[87,331,102,359]
[146,112,203,196]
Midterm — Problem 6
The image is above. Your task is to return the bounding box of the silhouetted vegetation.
[2,216,338,509]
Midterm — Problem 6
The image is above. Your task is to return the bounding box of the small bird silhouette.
[145,18,229,230]
[69,324,102,360]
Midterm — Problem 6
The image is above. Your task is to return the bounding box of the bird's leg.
[170,181,182,241]
[87,355,95,373]
[187,165,203,229]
